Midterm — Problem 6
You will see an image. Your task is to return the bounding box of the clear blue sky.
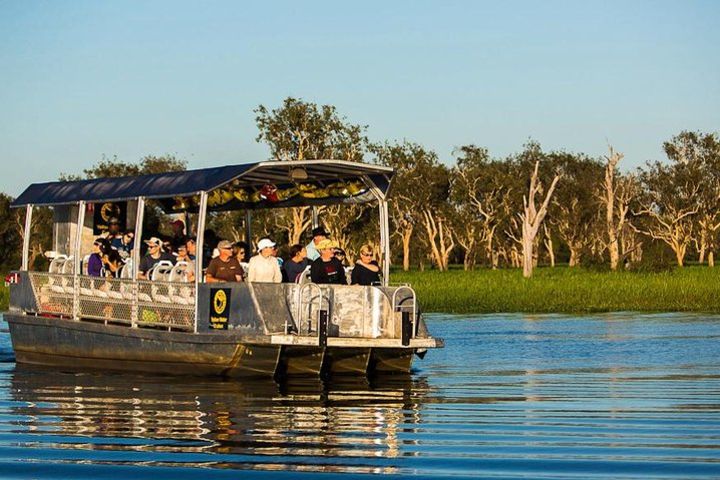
[1,0,718,196]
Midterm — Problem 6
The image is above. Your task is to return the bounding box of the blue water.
[1,313,719,479]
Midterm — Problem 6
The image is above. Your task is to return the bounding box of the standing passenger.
[305,227,329,261]
[247,238,282,283]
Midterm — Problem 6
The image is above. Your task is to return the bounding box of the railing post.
[318,309,328,347]
[131,197,145,328]
[73,201,85,320]
[21,204,33,271]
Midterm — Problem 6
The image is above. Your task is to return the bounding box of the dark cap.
[108,217,120,225]
[311,227,329,237]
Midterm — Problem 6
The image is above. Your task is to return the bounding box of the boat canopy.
[11,160,394,211]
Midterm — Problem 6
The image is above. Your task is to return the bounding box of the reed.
[2,267,718,314]
[392,266,720,314]
[0,285,7,312]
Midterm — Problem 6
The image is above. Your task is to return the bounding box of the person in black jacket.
[310,239,346,285]
[351,244,381,285]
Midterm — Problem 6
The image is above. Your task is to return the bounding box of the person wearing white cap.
[247,238,282,283]
[137,237,175,279]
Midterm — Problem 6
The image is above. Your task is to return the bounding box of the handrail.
[295,282,323,335]
[391,285,417,339]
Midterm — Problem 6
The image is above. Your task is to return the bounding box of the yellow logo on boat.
[213,290,227,314]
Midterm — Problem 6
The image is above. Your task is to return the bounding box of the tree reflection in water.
[10,366,430,474]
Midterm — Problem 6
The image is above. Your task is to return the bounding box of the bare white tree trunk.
[603,146,623,271]
[521,162,561,278]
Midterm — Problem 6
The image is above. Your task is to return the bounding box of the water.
[1,313,719,479]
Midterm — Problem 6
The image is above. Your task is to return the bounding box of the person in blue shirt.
[305,227,329,261]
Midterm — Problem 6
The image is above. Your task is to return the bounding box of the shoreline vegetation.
[2,266,719,314]
[392,266,720,314]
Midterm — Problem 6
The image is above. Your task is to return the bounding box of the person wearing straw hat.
[310,239,347,285]
[247,238,282,283]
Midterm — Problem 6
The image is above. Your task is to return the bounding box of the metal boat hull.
[5,314,425,378]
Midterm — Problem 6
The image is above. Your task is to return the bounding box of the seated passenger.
[137,237,175,279]
[283,244,308,283]
[175,244,195,282]
[206,240,243,283]
[88,238,110,277]
[247,238,282,283]
[351,244,381,285]
[334,247,347,266]
[233,241,249,263]
[113,230,134,258]
[310,239,347,285]
[102,249,125,278]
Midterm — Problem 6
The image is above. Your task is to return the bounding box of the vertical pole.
[244,210,252,247]
[311,206,319,229]
[131,197,145,328]
[194,191,208,333]
[380,200,391,285]
[73,201,86,320]
[21,204,33,271]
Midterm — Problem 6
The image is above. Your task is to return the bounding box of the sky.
[1,0,718,196]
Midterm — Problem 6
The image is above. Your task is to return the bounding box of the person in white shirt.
[247,238,282,283]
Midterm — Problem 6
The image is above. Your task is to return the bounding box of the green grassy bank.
[2,266,719,314]
[392,266,720,314]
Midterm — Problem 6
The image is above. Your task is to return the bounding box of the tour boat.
[4,160,443,378]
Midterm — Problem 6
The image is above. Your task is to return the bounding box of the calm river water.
[1,313,719,479]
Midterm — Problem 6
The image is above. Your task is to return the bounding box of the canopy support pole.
[244,210,252,247]
[194,191,208,334]
[21,204,33,271]
[131,197,145,328]
[72,201,85,320]
[379,200,390,285]
[362,175,391,286]
[311,206,319,229]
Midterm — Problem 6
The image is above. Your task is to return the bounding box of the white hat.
[257,238,276,251]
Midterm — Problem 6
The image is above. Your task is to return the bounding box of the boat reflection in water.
[10,366,430,474]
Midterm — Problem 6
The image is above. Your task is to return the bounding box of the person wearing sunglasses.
[351,244,381,286]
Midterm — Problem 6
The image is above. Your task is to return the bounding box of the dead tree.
[520,162,561,278]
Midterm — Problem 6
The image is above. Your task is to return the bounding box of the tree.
[663,131,720,266]
[635,160,699,267]
[519,154,561,278]
[371,141,449,270]
[254,97,368,247]
[255,97,367,162]
[0,193,22,272]
[451,146,510,269]
[547,152,604,267]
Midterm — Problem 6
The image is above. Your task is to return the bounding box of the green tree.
[663,131,720,265]
[254,97,369,246]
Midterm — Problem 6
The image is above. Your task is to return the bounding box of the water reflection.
[8,366,430,473]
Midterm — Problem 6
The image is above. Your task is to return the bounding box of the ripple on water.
[0,314,719,479]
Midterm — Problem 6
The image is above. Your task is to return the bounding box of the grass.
[3,266,719,314]
[0,284,7,313]
[391,266,720,314]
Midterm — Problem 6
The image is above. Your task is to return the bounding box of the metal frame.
[21,204,33,271]
[131,197,145,327]
[194,191,208,333]
[72,201,86,320]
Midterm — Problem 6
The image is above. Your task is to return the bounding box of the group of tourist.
[86,219,381,286]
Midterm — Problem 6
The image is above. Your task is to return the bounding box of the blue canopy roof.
[11,160,394,209]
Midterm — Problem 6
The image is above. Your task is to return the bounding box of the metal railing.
[28,272,195,331]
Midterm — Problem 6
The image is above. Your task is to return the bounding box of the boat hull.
[5,313,427,378]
